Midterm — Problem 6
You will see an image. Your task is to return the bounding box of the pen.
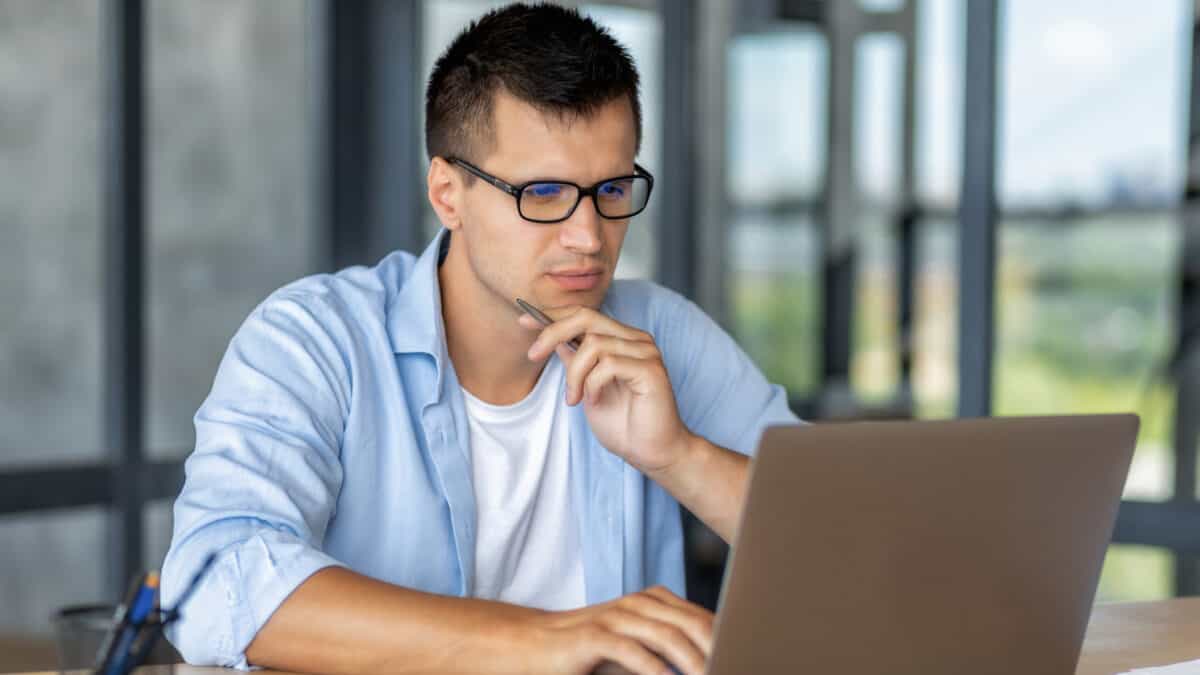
[124,611,166,673]
[101,571,159,675]
[124,553,220,674]
[516,298,582,352]
[93,572,147,670]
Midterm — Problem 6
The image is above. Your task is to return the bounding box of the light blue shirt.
[162,229,799,668]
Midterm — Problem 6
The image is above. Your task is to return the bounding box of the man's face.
[446,89,637,312]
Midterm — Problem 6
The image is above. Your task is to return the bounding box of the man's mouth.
[546,268,605,291]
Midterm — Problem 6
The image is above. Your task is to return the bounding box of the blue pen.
[102,571,159,675]
[124,553,219,670]
[93,572,147,670]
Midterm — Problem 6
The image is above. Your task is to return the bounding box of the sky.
[727,0,1192,210]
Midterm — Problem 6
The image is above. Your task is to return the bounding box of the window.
[911,0,964,418]
[0,508,107,638]
[851,33,904,404]
[726,29,828,398]
[0,0,104,468]
[995,0,1189,500]
[994,0,1191,597]
[146,0,318,460]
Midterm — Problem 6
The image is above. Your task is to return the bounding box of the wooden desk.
[1076,597,1200,674]
[21,598,1200,675]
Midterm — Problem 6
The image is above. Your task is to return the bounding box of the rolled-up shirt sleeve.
[161,290,352,668]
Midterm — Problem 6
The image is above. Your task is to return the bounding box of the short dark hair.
[424,2,642,164]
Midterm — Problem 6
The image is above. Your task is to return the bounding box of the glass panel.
[912,216,958,418]
[994,1,1187,501]
[854,34,903,205]
[1095,544,1172,603]
[146,0,317,460]
[860,0,906,11]
[0,507,108,640]
[999,0,1189,209]
[995,215,1177,500]
[727,30,827,398]
[0,0,103,468]
[852,34,903,404]
[911,0,964,419]
[420,1,662,279]
[915,0,963,208]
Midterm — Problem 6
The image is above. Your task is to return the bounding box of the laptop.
[707,414,1139,675]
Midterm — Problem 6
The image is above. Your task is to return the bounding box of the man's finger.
[564,335,659,405]
[599,610,706,675]
[594,633,674,675]
[622,593,715,657]
[583,354,663,404]
[528,306,647,358]
[641,586,709,616]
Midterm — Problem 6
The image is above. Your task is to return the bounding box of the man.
[162,4,798,674]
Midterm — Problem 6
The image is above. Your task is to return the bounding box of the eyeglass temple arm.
[449,158,520,196]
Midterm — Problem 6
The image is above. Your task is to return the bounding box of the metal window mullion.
[692,0,734,326]
[956,0,1000,419]
[657,0,696,299]
[104,0,147,593]
[311,0,426,272]
[369,0,426,257]
[818,0,860,416]
[0,461,185,516]
[1170,8,1200,596]
[896,0,919,408]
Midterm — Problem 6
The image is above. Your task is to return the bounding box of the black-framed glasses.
[446,157,654,224]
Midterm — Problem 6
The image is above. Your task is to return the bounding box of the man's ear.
[428,156,464,231]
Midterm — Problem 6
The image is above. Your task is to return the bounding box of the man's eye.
[600,181,628,198]
[528,184,564,197]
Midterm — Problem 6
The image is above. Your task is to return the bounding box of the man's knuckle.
[622,594,652,613]
[656,622,687,644]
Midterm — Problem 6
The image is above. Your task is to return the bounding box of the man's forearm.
[245,565,717,675]
[647,434,749,543]
[245,566,540,675]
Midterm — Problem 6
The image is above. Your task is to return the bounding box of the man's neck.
[438,241,545,406]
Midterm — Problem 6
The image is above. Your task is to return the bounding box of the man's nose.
[558,196,603,254]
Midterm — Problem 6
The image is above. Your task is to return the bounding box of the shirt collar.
[386,227,450,359]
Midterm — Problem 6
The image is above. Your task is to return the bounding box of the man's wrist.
[645,431,707,493]
[644,432,749,543]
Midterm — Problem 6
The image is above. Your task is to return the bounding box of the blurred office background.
[2,0,1199,669]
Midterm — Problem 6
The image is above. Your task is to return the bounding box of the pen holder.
[51,604,178,675]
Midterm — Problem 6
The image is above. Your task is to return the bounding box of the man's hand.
[520,306,694,475]
[520,304,750,543]
[516,585,713,675]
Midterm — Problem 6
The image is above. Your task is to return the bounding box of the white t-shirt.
[462,357,587,610]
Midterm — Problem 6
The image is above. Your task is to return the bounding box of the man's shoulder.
[606,278,688,317]
[605,278,711,338]
[251,249,420,336]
